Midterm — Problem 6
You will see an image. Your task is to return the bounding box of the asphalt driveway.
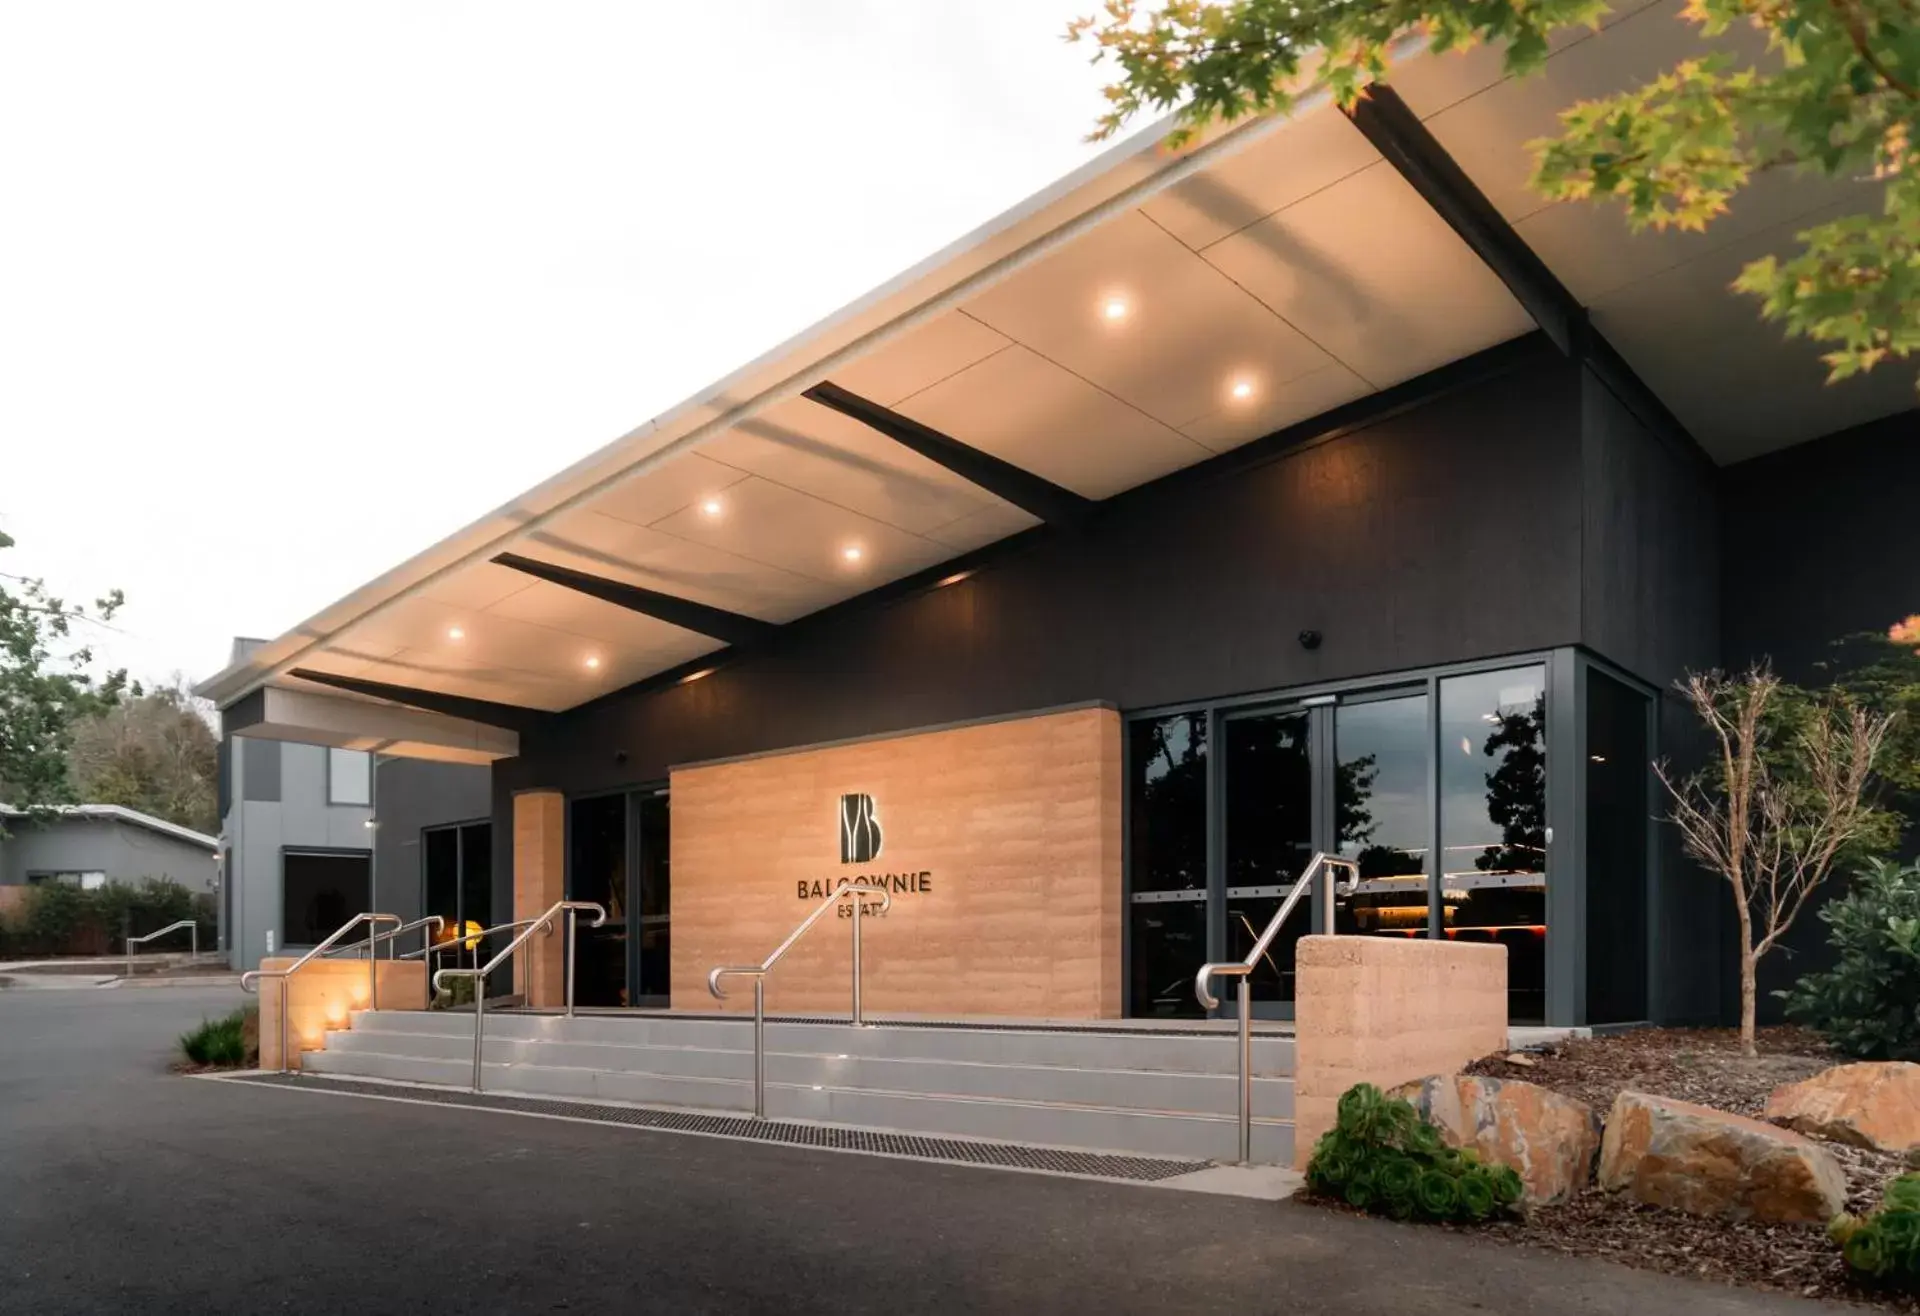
[0,987,1856,1315]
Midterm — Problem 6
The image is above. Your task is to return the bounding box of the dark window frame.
[1122,648,1645,1025]
[279,846,372,949]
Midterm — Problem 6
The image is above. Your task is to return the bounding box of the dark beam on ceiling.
[288,669,547,733]
[1345,82,1707,462]
[804,380,1097,527]
[492,552,778,648]
[1344,84,1585,357]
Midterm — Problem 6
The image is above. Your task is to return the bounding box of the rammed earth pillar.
[513,789,566,1007]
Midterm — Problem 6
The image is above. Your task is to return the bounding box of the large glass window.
[423,821,493,972]
[1585,670,1650,1023]
[426,822,495,933]
[1440,667,1547,1021]
[282,850,370,946]
[1127,713,1208,1017]
[1334,692,1430,937]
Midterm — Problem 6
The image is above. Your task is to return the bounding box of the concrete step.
[299,1049,1293,1164]
[319,1026,1293,1118]
[344,1010,1295,1076]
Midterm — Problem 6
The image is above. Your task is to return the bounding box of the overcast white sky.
[0,2,1116,690]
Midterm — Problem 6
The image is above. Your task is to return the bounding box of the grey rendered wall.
[372,758,496,929]
[499,345,1587,814]
[224,737,372,969]
[1577,370,1729,1024]
[0,817,215,892]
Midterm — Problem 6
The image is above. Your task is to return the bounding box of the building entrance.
[567,787,671,1008]
[1127,663,1550,1021]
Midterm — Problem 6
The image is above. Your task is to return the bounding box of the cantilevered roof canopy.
[198,0,1912,742]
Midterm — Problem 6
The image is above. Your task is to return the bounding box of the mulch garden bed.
[1305,1027,1918,1309]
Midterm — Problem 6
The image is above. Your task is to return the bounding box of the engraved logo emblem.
[838,793,883,865]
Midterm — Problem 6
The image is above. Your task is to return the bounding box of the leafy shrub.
[432,975,476,1010]
[179,1007,257,1068]
[1832,1173,1920,1286]
[0,877,211,959]
[1780,860,1920,1061]
[1306,1083,1524,1224]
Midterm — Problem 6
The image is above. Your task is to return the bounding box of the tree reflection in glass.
[1335,694,1430,936]
[1440,667,1548,1021]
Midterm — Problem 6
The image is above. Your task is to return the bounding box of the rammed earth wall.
[669,705,1123,1017]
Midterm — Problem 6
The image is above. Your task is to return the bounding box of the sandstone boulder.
[1764,1062,1920,1155]
[1389,1074,1599,1204]
[1597,1090,1849,1223]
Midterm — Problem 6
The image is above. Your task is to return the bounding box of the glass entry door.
[1223,709,1317,1012]
[567,787,671,1009]
[1127,689,1439,1019]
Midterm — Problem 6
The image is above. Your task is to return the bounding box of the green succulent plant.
[1305,1083,1524,1226]
[1832,1173,1920,1287]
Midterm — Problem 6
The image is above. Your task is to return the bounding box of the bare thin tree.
[1657,665,1895,1057]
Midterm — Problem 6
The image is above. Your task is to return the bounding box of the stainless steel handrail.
[1193,853,1360,1164]
[125,919,197,976]
[401,917,549,960]
[432,900,606,1093]
[241,912,402,1072]
[325,914,445,961]
[707,882,892,1119]
[404,917,553,1003]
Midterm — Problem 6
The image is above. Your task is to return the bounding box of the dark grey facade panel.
[1576,369,1731,1025]
[1578,369,1722,692]
[1721,405,1920,1014]
[372,758,495,928]
[241,737,281,803]
[1722,407,1920,683]
[498,352,1587,801]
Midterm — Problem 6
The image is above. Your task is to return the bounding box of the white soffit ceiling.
[235,1,1920,718]
[213,60,1548,719]
[1411,0,1914,460]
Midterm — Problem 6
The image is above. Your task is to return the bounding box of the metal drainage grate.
[221,1073,1210,1183]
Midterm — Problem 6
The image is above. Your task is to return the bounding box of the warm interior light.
[935,570,973,588]
[1102,296,1129,321]
[1230,379,1254,400]
[584,655,602,670]
[1590,754,1608,763]
[700,498,723,517]
[841,545,864,563]
[447,626,465,641]
[679,668,714,685]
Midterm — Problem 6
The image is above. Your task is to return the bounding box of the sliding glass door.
[1126,656,1567,1023]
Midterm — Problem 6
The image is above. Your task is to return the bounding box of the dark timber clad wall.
[498,346,1586,802]
[1578,371,1730,1023]
[1722,408,1920,684]
[1722,407,1920,1013]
